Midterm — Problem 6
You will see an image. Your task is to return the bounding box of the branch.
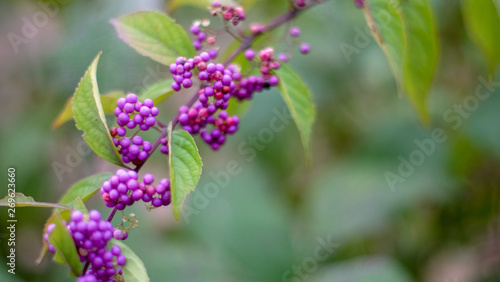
[99,0,324,247]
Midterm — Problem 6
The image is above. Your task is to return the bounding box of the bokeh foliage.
[0,0,500,281]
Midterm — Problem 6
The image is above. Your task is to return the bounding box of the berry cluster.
[169,45,288,150]
[190,20,217,51]
[200,111,239,150]
[178,102,214,134]
[160,138,169,155]
[231,47,280,101]
[256,48,281,79]
[275,27,310,63]
[211,1,246,26]
[170,53,218,92]
[168,47,246,149]
[197,63,239,109]
[169,52,243,150]
[114,94,158,132]
[112,136,153,165]
[100,169,171,210]
[288,26,310,54]
[45,210,126,282]
[111,93,158,166]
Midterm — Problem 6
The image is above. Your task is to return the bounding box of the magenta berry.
[354,0,364,8]
[299,43,310,54]
[290,27,301,37]
[245,49,255,60]
[278,53,288,62]
[160,138,169,155]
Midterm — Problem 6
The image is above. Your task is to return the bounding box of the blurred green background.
[1,0,500,281]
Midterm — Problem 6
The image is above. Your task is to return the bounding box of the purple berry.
[197,32,206,42]
[299,43,310,54]
[244,49,255,60]
[113,229,124,240]
[151,107,159,116]
[182,78,193,88]
[143,174,154,185]
[143,99,154,108]
[116,255,127,266]
[209,49,218,59]
[199,71,209,80]
[145,117,156,127]
[132,136,143,145]
[152,198,163,207]
[200,52,210,62]
[89,210,101,222]
[71,210,84,222]
[131,190,143,201]
[206,63,216,74]
[170,63,177,74]
[278,53,288,62]
[193,41,202,50]
[139,106,151,117]
[117,127,127,137]
[222,75,232,86]
[290,27,301,37]
[111,245,121,256]
[125,94,137,104]
[190,24,200,35]
[269,76,279,86]
[117,98,126,109]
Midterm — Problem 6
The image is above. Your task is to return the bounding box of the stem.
[156,120,167,128]
[223,7,301,66]
[98,0,323,248]
[82,261,90,275]
[106,207,118,222]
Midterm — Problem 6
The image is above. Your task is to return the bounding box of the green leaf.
[240,0,259,10]
[72,53,125,167]
[275,63,315,164]
[462,0,500,75]
[111,11,196,66]
[58,172,111,220]
[52,91,124,129]
[69,197,89,215]
[48,212,83,275]
[52,97,74,129]
[0,193,71,210]
[167,0,211,12]
[362,0,404,91]
[168,124,203,220]
[226,97,251,117]
[58,172,112,206]
[139,78,175,105]
[363,0,438,124]
[101,91,126,114]
[111,239,150,282]
[400,0,438,125]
